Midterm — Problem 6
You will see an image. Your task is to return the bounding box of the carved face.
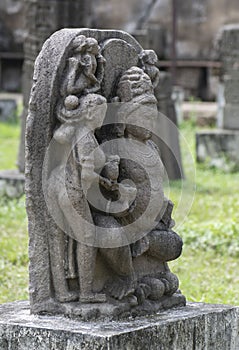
[81,53,98,74]
[85,38,100,56]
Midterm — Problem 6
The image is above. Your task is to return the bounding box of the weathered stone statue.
[26,28,185,320]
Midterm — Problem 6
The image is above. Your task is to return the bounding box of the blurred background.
[2,0,239,97]
[0,0,239,306]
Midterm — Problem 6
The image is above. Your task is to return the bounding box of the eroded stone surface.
[0,301,238,349]
[26,28,184,320]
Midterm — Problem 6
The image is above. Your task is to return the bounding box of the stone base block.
[0,301,238,349]
[196,129,239,170]
[0,169,25,198]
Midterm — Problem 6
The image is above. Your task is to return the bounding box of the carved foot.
[140,277,165,301]
[56,291,79,303]
[79,293,107,303]
[157,271,179,296]
[108,276,136,300]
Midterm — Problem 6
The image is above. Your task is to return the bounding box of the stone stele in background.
[25,28,185,320]
[196,24,239,170]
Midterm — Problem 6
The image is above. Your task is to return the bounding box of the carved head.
[72,35,100,56]
[116,67,158,140]
[139,50,158,65]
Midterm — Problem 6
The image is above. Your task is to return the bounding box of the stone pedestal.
[0,301,238,349]
[0,170,25,198]
[196,129,239,170]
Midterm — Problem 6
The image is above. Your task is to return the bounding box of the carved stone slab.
[26,28,184,319]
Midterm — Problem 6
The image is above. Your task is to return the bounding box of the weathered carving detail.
[139,50,160,89]
[26,29,185,320]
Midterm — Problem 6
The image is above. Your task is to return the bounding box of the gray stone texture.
[0,301,238,349]
[224,77,239,105]
[217,24,239,130]
[223,105,239,130]
[26,28,184,319]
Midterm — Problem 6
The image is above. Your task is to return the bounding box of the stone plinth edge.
[0,300,238,349]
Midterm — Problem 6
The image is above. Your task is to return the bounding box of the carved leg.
[77,243,106,303]
[49,227,78,303]
[100,246,136,300]
[67,237,77,279]
[93,213,136,300]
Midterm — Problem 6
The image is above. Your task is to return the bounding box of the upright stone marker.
[196,24,239,168]
[218,24,239,129]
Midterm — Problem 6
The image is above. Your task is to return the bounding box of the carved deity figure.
[26,29,185,319]
[61,35,105,98]
[114,67,182,302]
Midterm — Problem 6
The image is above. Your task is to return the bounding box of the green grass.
[168,120,239,305]
[0,118,239,306]
[0,119,28,302]
[0,197,28,303]
[0,121,20,170]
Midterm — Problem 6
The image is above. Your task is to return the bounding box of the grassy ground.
[0,119,28,302]
[0,197,28,302]
[0,122,20,169]
[0,118,239,306]
[168,121,239,305]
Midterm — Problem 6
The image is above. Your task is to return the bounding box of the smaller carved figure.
[50,93,109,303]
[62,35,105,98]
[139,49,160,89]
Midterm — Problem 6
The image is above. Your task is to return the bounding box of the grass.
[168,120,239,305]
[0,118,28,302]
[0,117,239,306]
[0,121,20,170]
[0,197,28,303]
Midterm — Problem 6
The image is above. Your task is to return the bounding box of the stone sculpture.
[26,28,185,320]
